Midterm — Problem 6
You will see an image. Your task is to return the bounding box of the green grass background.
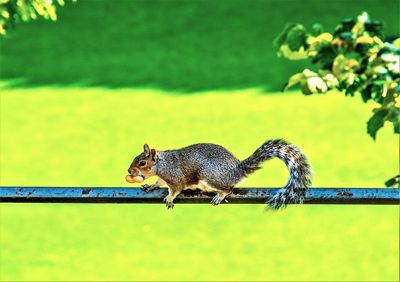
[1,87,398,281]
[0,0,399,281]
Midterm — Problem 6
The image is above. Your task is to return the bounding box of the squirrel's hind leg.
[197,180,233,206]
[210,190,232,206]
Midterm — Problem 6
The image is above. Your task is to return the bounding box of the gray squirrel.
[126,139,312,209]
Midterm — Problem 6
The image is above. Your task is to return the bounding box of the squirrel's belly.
[183,180,220,192]
[184,184,199,191]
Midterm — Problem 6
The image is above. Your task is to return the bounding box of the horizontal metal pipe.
[0,187,398,205]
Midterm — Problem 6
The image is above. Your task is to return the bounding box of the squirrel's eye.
[139,161,146,167]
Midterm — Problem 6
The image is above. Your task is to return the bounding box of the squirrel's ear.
[143,144,150,155]
[150,149,157,161]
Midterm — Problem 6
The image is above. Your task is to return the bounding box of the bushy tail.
[238,139,312,209]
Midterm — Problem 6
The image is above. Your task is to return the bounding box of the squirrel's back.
[156,143,243,189]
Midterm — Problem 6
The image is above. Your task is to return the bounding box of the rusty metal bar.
[0,187,398,205]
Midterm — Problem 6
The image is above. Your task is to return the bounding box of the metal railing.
[0,187,398,205]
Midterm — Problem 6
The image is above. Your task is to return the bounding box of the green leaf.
[367,108,389,139]
[338,31,354,42]
[286,25,307,51]
[384,174,400,187]
[311,23,324,36]
[314,43,337,69]
[371,80,385,103]
[341,18,355,31]
[274,23,297,47]
[279,44,308,60]
[361,84,372,102]
[282,72,304,91]
[305,76,328,93]
[388,107,400,134]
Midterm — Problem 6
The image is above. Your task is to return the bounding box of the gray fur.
[155,143,242,190]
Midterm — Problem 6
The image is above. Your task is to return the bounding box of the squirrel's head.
[126,144,157,183]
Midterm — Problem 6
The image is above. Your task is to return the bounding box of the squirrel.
[126,139,312,209]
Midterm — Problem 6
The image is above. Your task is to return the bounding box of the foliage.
[275,12,400,142]
[0,0,70,35]
[2,1,399,91]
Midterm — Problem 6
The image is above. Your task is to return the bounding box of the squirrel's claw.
[141,184,156,193]
[210,195,223,206]
[163,196,174,209]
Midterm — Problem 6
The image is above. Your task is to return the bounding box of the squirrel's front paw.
[141,184,156,193]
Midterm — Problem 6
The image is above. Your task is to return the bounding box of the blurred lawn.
[0,86,399,281]
[0,0,399,90]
